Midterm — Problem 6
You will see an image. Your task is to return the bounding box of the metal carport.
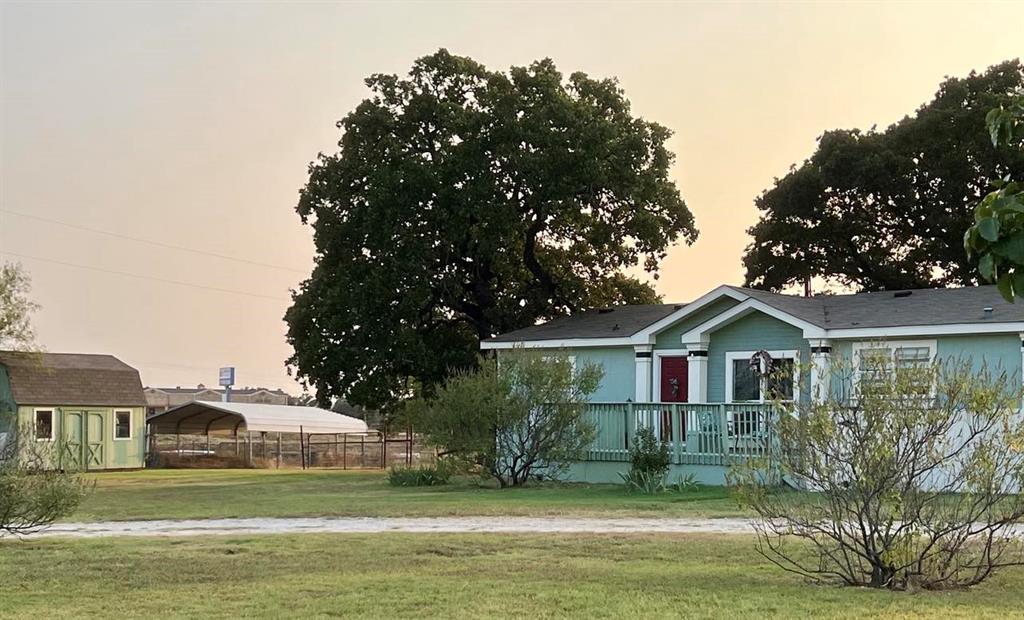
[147,401,369,467]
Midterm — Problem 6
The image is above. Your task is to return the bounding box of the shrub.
[619,425,671,494]
[411,350,602,487]
[387,462,452,487]
[730,356,1024,590]
[0,418,90,535]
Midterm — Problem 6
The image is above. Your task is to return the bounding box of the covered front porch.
[574,401,778,484]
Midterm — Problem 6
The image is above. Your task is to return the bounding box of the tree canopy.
[744,60,1024,292]
[285,50,696,409]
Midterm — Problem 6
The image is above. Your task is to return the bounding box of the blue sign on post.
[218,367,235,387]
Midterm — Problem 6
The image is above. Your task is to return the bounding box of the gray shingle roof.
[486,285,1024,342]
[0,352,146,407]
[484,304,685,343]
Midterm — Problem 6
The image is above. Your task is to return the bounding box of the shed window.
[35,410,54,441]
[114,410,132,439]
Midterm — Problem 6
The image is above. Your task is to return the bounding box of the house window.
[35,409,54,441]
[727,351,798,403]
[853,340,936,396]
[731,360,760,402]
[114,410,132,439]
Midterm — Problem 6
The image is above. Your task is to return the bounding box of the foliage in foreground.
[285,48,697,412]
[410,350,601,488]
[731,357,1024,590]
[0,419,89,535]
[386,462,452,487]
[965,90,1024,300]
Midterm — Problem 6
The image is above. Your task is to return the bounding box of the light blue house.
[482,285,1024,484]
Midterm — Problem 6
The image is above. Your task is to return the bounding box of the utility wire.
[2,251,292,302]
[0,208,307,274]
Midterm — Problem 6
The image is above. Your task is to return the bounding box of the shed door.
[63,411,85,470]
[86,412,105,469]
[659,357,689,402]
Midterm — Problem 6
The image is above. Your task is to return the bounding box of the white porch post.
[809,339,832,403]
[684,342,708,403]
[634,345,653,402]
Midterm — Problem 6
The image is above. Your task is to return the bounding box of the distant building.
[144,385,290,415]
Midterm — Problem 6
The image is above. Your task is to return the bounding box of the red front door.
[659,356,688,442]
[660,357,689,402]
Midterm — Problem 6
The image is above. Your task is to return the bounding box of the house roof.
[0,351,146,407]
[146,401,369,435]
[731,285,1024,329]
[484,285,1024,344]
[484,303,685,343]
[146,386,289,396]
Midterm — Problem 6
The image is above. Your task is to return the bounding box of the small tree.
[0,419,89,535]
[731,356,1024,590]
[0,262,40,351]
[412,351,602,487]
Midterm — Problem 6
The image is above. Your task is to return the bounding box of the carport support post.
[300,425,306,470]
[276,433,282,469]
[246,431,253,466]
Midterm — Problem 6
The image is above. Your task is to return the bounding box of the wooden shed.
[0,351,147,470]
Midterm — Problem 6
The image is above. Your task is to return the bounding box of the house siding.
[654,297,740,349]
[707,312,810,402]
[571,346,636,402]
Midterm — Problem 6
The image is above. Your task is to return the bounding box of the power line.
[3,251,292,302]
[0,208,308,274]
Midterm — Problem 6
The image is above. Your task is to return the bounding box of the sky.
[1,1,1022,395]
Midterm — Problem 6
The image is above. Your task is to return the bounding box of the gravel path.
[28,516,759,538]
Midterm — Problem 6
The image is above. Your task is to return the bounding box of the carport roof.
[147,401,369,435]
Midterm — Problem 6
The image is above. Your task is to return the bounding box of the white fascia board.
[628,285,749,344]
[825,322,1024,339]
[679,298,827,343]
[480,337,635,350]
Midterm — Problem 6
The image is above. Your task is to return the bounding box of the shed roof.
[0,351,146,407]
[146,401,369,435]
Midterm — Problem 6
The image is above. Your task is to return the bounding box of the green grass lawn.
[2,533,1021,619]
[71,469,750,521]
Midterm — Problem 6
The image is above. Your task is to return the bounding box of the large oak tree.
[744,60,1024,292]
[286,50,696,409]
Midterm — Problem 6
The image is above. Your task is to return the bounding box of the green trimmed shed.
[0,351,147,470]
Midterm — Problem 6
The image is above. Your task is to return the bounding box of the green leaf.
[997,273,1014,302]
[991,232,1024,264]
[1012,271,1024,303]
[978,253,995,281]
[978,217,1000,242]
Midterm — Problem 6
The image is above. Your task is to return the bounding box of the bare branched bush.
[730,356,1024,590]
[0,418,89,535]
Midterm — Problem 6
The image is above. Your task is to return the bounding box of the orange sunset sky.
[2,1,1022,394]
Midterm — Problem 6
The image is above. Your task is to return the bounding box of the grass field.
[2,533,1021,619]
[71,469,749,521]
